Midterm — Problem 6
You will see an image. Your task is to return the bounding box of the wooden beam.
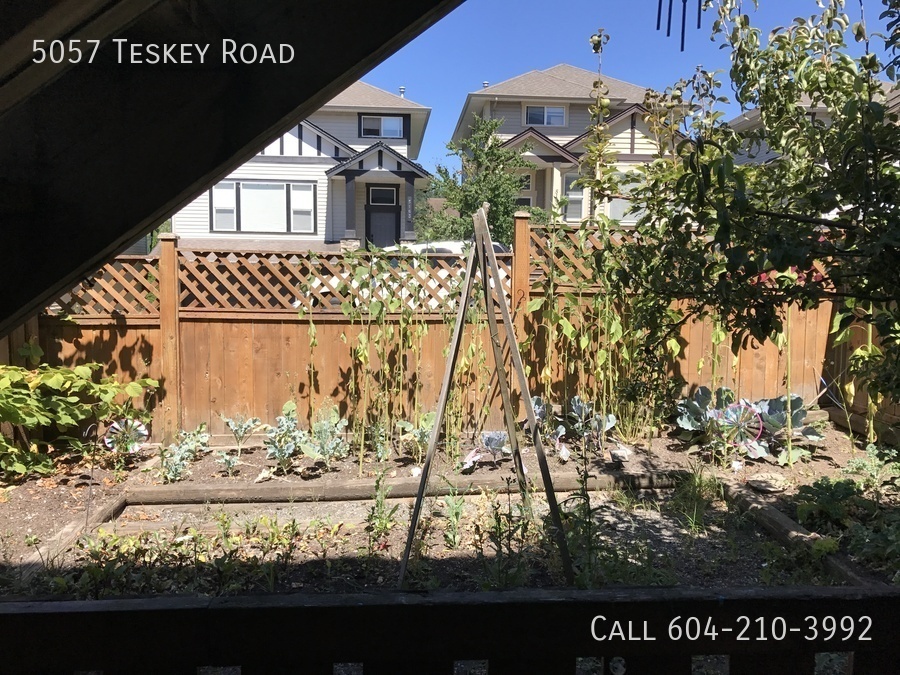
[0,0,464,336]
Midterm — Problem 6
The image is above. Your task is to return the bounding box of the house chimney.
[482,81,489,89]
[398,85,406,98]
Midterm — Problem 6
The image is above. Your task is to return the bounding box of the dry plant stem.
[785,307,794,466]
[398,242,478,588]
[477,205,573,585]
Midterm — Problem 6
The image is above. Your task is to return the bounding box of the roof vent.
[398,85,406,98]
[482,81,489,89]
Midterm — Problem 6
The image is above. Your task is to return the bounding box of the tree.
[421,115,533,245]
[584,0,900,405]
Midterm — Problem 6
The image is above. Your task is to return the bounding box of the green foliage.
[216,450,239,476]
[426,115,534,244]
[843,443,900,505]
[220,413,262,457]
[848,510,900,582]
[675,386,822,463]
[795,478,876,534]
[365,470,399,548]
[473,487,535,589]
[158,423,210,483]
[603,1,900,402]
[264,401,304,475]
[396,411,435,465]
[0,363,157,479]
[668,464,723,536]
[442,482,466,550]
[301,404,349,469]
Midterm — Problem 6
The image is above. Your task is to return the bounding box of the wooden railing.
[0,586,897,674]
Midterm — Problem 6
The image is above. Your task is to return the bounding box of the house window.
[564,172,583,221]
[369,186,397,205]
[361,115,403,138]
[210,181,316,234]
[241,183,287,233]
[518,170,536,208]
[291,184,315,233]
[213,183,236,231]
[525,105,565,126]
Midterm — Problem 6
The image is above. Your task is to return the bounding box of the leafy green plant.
[442,482,466,550]
[365,470,399,550]
[300,403,349,469]
[0,363,156,478]
[396,411,436,465]
[157,424,209,484]
[366,421,390,462]
[264,401,305,475]
[676,386,822,464]
[473,485,535,589]
[843,444,900,506]
[220,413,262,458]
[848,510,900,583]
[795,478,876,535]
[216,451,239,477]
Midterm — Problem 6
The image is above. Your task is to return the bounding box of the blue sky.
[363,0,869,173]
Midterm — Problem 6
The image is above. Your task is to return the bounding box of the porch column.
[402,176,416,241]
[344,175,356,239]
[550,163,562,208]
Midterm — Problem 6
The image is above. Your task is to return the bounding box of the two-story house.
[171,81,432,251]
[451,64,656,224]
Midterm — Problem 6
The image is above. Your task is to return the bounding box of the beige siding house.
[451,64,658,224]
[172,82,431,251]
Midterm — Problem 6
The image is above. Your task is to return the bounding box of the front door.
[365,185,401,249]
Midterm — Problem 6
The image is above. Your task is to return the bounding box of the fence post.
[158,233,181,444]
[512,211,531,337]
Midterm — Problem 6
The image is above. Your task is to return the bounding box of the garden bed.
[2,417,892,599]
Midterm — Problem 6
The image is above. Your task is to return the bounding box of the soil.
[0,417,878,595]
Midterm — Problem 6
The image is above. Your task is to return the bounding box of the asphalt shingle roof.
[476,64,646,104]
[323,81,427,109]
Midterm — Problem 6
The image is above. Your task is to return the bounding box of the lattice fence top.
[528,224,633,289]
[178,249,512,314]
[44,256,160,317]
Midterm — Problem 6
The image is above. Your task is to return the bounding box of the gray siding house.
[451,64,658,224]
[171,81,431,250]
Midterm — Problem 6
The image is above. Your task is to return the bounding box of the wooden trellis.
[177,249,512,314]
[44,256,160,317]
[398,204,574,588]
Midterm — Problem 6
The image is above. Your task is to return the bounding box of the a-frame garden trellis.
[398,203,574,588]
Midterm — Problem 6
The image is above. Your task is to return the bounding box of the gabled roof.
[322,81,427,110]
[501,127,580,164]
[325,141,432,178]
[453,64,648,141]
[562,103,684,151]
[477,64,646,104]
[300,119,355,156]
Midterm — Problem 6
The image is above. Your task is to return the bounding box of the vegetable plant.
[220,413,262,458]
[264,401,305,475]
[300,404,349,469]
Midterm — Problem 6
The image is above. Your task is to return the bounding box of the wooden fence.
[28,217,847,443]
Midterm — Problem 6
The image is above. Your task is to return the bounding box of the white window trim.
[522,103,568,128]
[361,115,404,139]
[515,196,533,207]
[209,180,317,235]
[518,170,536,207]
[563,172,585,222]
